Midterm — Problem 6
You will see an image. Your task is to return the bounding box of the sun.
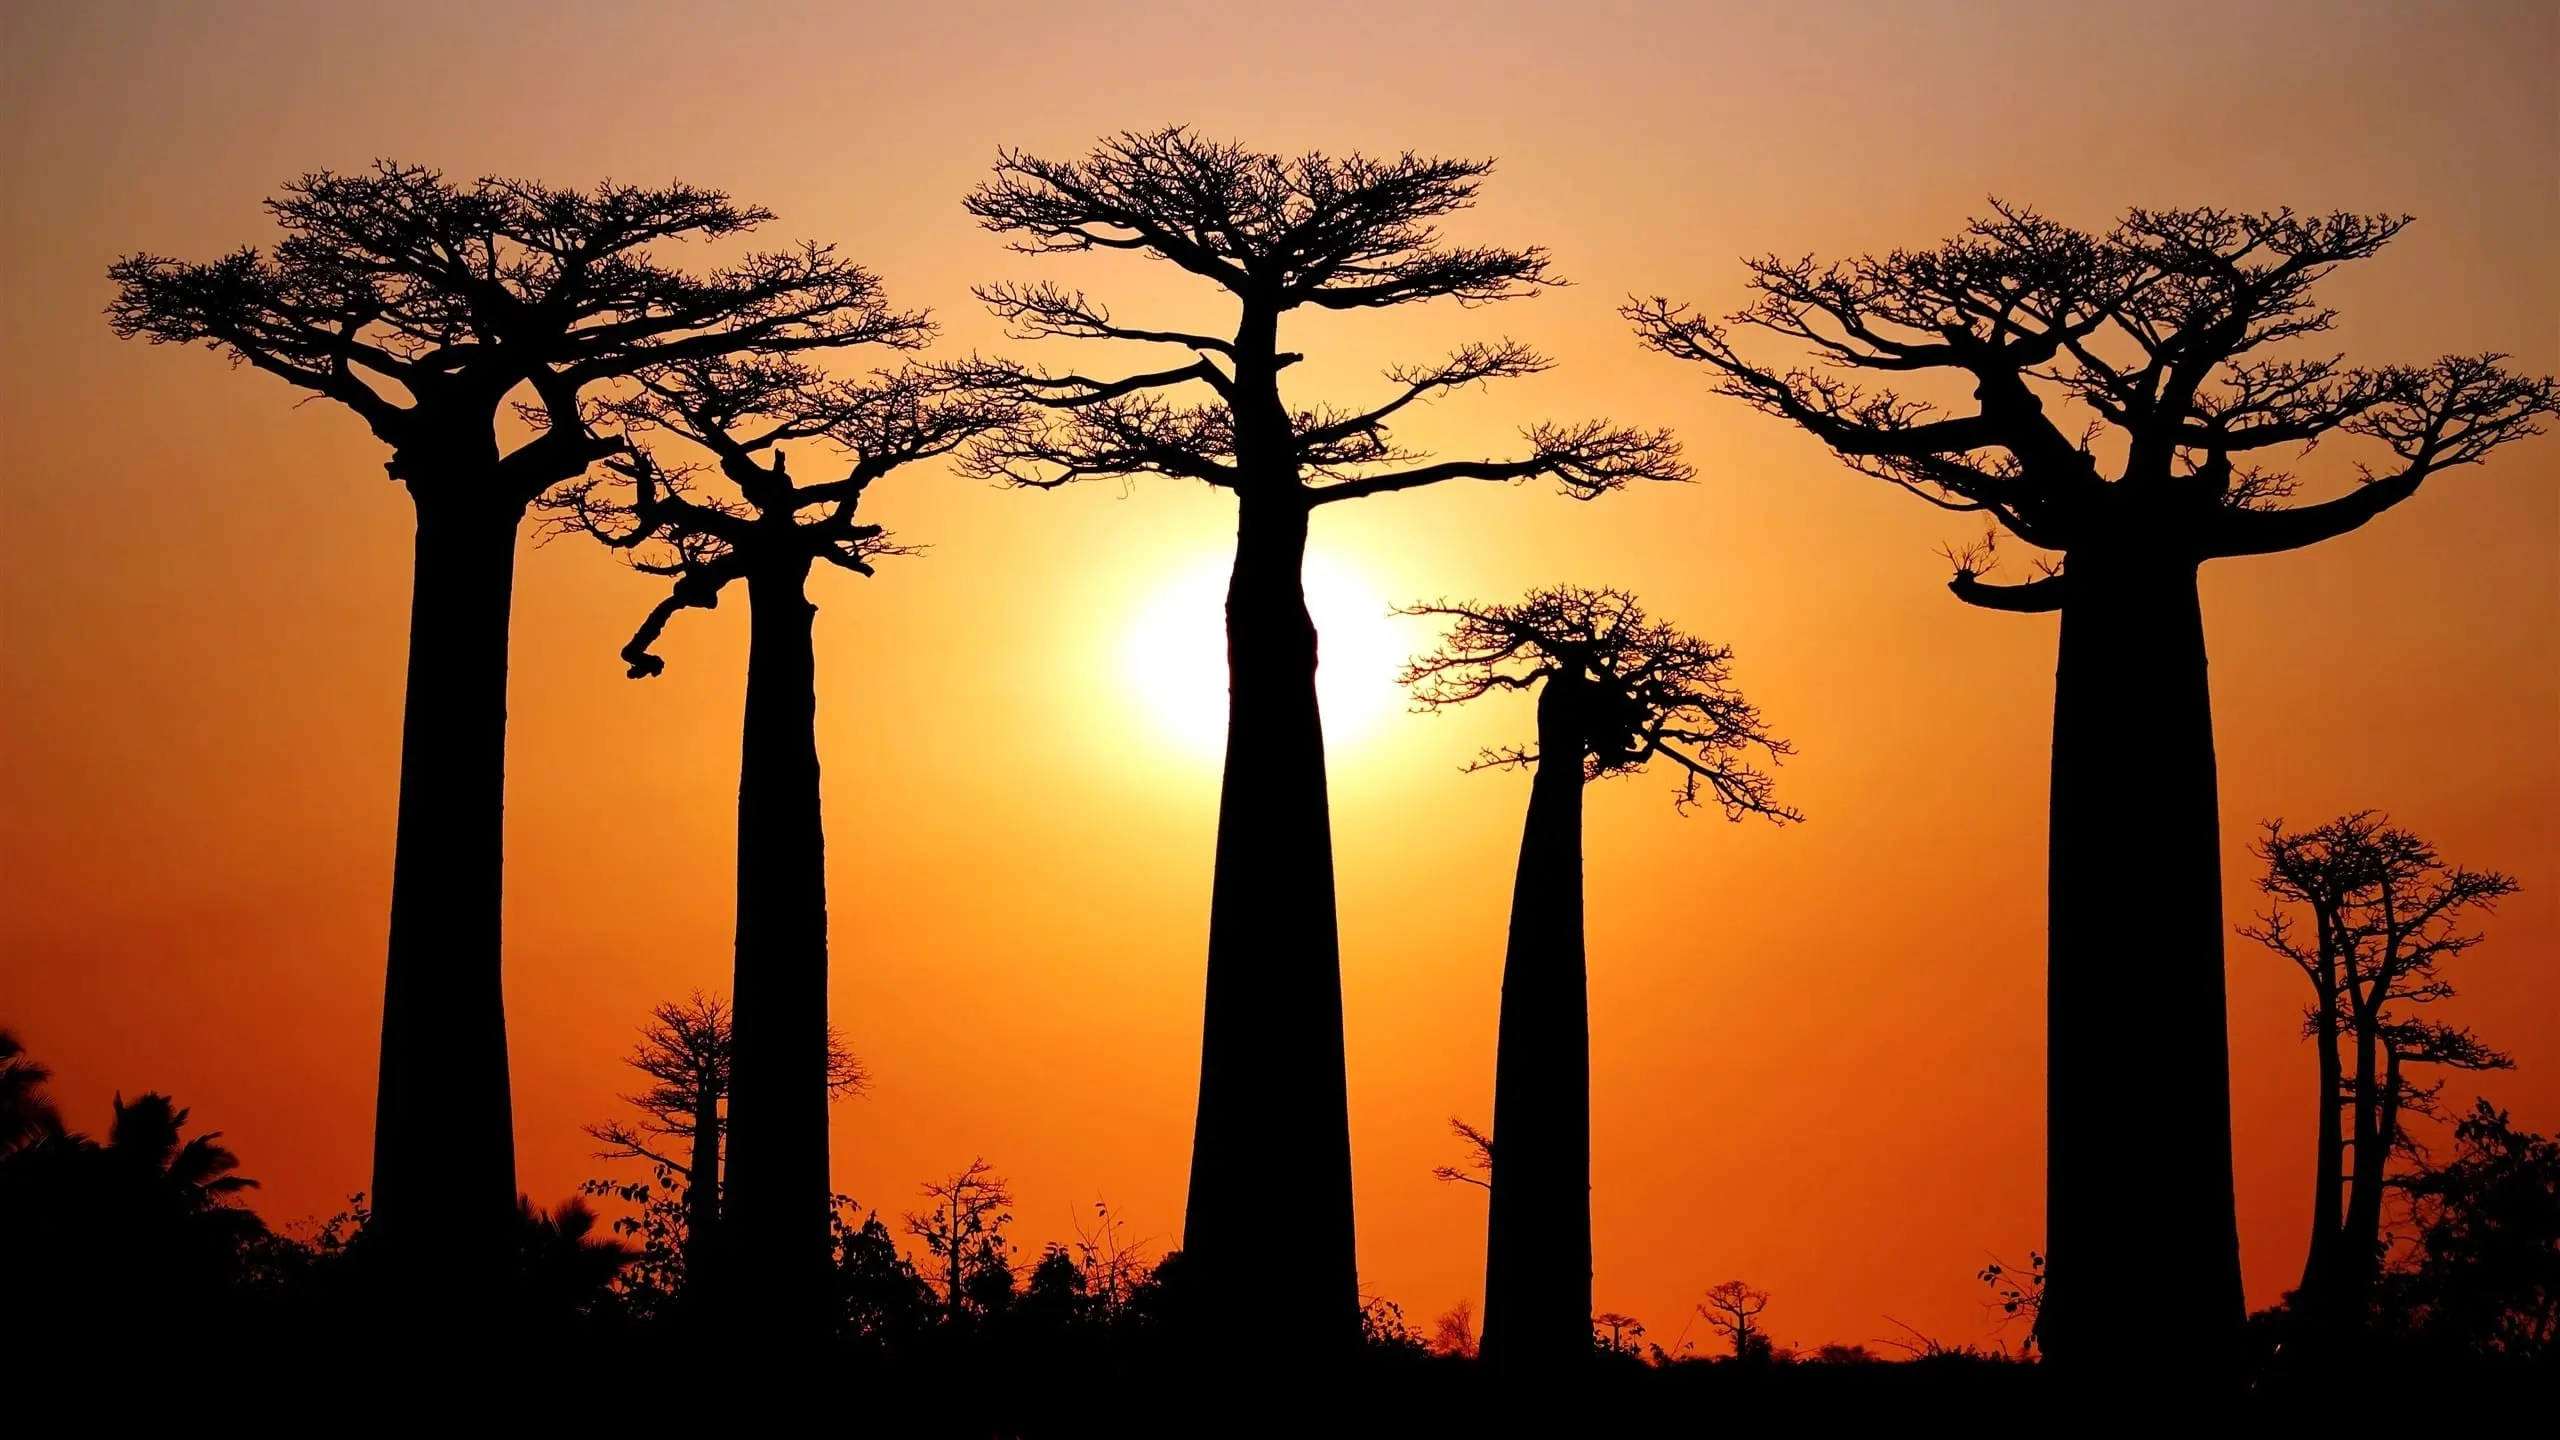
[1124,553,1410,758]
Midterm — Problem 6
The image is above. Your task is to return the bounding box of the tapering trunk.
[2037,551,2246,1382]
[683,1080,722,1303]
[721,563,835,1334]
[371,487,521,1299]
[1181,490,1360,1355]
[2296,947,2346,1332]
[2337,1042,2401,1316]
[1478,676,1594,1367]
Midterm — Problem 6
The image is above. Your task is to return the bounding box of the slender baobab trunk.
[2297,928,2347,1332]
[1183,488,1361,1354]
[1479,673,1594,1367]
[722,560,835,1333]
[372,487,521,1298]
[684,1077,722,1302]
[2038,550,2246,1381]
[2337,1037,2402,1315]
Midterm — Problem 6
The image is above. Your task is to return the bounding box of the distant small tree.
[1071,1197,1155,1325]
[1358,1292,1430,1355]
[961,128,1687,1354]
[1593,1311,1647,1360]
[1699,1279,1774,1362]
[1402,587,1792,1367]
[905,1159,1017,1326]
[1633,206,2557,1378]
[551,352,1009,1330]
[581,991,865,1307]
[1430,1300,1480,1359]
[2243,814,2518,1338]
[108,165,892,1290]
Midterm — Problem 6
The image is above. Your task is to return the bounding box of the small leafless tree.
[1401,588,1792,1368]
[1699,1279,1774,1361]
[1071,1197,1155,1321]
[905,1159,1017,1325]
[2243,813,2518,1339]
[1630,205,2555,1376]
[1430,1300,1481,1359]
[583,991,864,1294]
[957,128,1686,1353]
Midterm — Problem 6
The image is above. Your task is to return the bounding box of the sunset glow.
[2,0,2553,1370]
[1124,553,1410,756]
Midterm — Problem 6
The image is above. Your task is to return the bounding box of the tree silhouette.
[0,1083,268,1332]
[1430,1116,1494,1190]
[1629,205,2557,1379]
[2397,1100,2560,1359]
[905,1159,1016,1327]
[550,351,1007,1332]
[106,163,899,1294]
[516,1194,638,1323]
[1401,587,1792,1367]
[2244,813,2518,1342]
[581,991,866,1309]
[1698,1279,1773,1361]
[959,129,1686,1352]
[0,1031,62,1159]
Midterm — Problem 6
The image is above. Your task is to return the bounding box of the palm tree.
[518,1195,640,1320]
[0,1030,62,1159]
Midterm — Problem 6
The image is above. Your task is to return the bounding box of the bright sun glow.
[1125,553,1410,758]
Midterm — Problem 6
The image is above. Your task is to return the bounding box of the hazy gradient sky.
[3,0,2553,1351]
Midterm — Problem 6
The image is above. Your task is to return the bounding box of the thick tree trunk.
[1478,676,1594,1367]
[721,563,835,1334]
[2037,552,2246,1381]
[1182,491,1360,1356]
[371,488,521,1300]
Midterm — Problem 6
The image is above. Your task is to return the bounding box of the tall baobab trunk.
[372,486,521,1297]
[2038,548,2246,1380]
[1183,488,1361,1354]
[1479,673,1594,1366]
[722,559,835,1333]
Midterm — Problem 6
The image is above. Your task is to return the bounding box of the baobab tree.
[2243,814,2517,1344]
[959,129,1687,1351]
[1628,205,2557,1378]
[1401,587,1792,1367]
[583,991,867,1305]
[106,163,900,1292]
[1698,1280,1774,1362]
[549,352,1014,1331]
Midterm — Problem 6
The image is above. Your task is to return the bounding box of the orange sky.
[3,0,2553,1353]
